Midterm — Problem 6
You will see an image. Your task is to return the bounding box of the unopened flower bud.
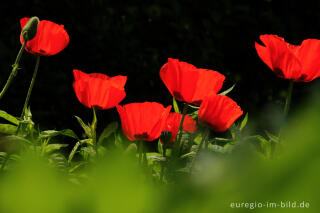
[160,131,172,145]
[21,16,39,41]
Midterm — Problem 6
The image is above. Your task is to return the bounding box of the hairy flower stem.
[190,128,209,173]
[284,80,294,118]
[91,107,98,156]
[278,81,294,143]
[198,128,209,152]
[175,103,188,155]
[138,142,143,164]
[204,129,211,150]
[0,42,27,101]
[20,55,41,118]
[160,144,167,183]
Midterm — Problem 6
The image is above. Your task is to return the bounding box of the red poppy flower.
[73,69,127,110]
[161,112,197,144]
[116,102,172,141]
[255,34,320,82]
[198,94,243,132]
[160,58,225,105]
[20,17,69,56]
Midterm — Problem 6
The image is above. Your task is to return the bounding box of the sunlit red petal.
[296,39,320,82]
[256,35,302,81]
[116,102,172,141]
[73,69,126,110]
[198,95,243,132]
[160,58,224,104]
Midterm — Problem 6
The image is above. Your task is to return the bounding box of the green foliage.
[74,115,92,138]
[97,121,118,145]
[0,123,17,134]
[0,110,19,125]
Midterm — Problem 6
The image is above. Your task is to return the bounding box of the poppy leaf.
[124,143,137,154]
[219,84,236,95]
[265,130,279,144]
[97,121,118,145]
[68,141,81,164]
[39,129,78,140]
[4,135,32,145]
[173,97,180,113]
[79,139,93,145]
[0,110,19,125]
[68,161,87,173]
[45,144,68,154]
[74,116,92,138]
[0,124,17,135]
[180,151,196,159]
[239,113,248,131]
[246,135,272,158]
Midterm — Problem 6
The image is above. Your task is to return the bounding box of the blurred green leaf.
[45,144,68,154]
[98,121,118,145]
[0,110,19,125]
[0,124,17,134]
[265,130,279,144]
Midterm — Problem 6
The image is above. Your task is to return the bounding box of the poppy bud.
[160,131,172,145]
[21,16,39,41]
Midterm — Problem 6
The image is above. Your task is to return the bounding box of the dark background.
[1,0,320,136]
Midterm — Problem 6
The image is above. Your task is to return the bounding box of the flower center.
[134,132,149,140]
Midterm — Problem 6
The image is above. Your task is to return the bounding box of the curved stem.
[0,42,27,101]
[20,55,41,118]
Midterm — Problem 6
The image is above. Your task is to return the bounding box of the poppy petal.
[296,39,320,82]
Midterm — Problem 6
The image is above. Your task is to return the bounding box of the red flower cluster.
[160,58,243,133]
[73,69,127,110]
[116,102,171,141]
[255,34,320,82]
[162,112,197,143]
[160,58,225,105]
[20,17,69,56]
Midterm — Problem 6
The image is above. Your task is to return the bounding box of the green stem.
[0,42,27,101]
[175,103,188,155]
[198,128,209,152]
[91,107,98,156]
[283,80,294,118]
[160,144,167,183]
[204,129,211,150]
[20,55,41,118]
[138,141,143,164]
[278,81,294,144]
[190,128,209,173]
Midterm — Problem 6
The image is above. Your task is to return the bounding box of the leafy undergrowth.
[0,97,319,213]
